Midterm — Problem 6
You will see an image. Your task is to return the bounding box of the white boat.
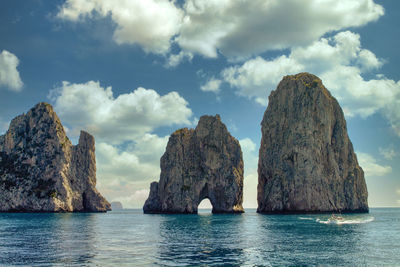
[327,213,344,223]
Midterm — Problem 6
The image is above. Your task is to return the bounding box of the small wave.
[316,217,374,225]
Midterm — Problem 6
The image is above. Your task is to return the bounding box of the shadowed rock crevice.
[257,73,368,214]
[0,103,110,212]
[143,115,244,214]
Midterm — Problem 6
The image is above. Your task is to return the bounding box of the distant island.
[0,103,110,212]
[111,201,123,210]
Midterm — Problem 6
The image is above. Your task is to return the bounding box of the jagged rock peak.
[0,102,110,212]
[257,73,368,213]
[143,114,244,214]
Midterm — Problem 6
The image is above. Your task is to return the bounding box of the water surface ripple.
[0,208,399,266]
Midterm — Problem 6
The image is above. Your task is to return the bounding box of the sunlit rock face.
[257,73,368,213]
[143,115,244,214]
[0,103,110,212]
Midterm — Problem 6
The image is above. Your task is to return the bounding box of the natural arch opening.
[198,198,212,213]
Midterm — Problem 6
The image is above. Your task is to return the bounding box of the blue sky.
[0,0,399,208]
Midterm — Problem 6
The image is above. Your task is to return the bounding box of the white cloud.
[165,51,193,68]
[49,80,192,143]
[218,31,400,136]
[379,147,397,160]
[200,78,221,93]
[0,50,23,91]
[357,152,392,177]
[58,0,184,54]
[58,0,383,60]
[240,137,256,154]
[221,31,386,107]
[357,49,383,71]
[242,171,258,208]
[95,134,169,208]
[240,138,258,208]
[178,0,383,59]
[96,139,163,184]
[319,70,398,120]
[221,55,303,105]
[239,137,258,173]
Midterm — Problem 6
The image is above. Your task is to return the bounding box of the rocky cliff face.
[257,73,368,213]
[143,115,244,214]
[0,102,110,212]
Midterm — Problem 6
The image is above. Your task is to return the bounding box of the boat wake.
[316,216,374,225]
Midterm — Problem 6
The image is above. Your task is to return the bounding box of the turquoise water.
[0,208,399,266]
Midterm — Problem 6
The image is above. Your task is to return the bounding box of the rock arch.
[143,115,244,214]
[197,183,222,213]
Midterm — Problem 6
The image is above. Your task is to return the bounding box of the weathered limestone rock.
[0,102,110,212]
[257,73,368,213]
[144,115,244,214]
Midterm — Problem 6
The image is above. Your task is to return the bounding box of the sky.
[0,0,399,208]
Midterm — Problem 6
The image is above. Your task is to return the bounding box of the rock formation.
[143,115,244,214]
[111,201,123,210]
[257,73,368,213]
[0,102,110,212]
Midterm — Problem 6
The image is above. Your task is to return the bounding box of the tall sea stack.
[143,115,244,214]
[0,103,110,212]
[257,73,368,213]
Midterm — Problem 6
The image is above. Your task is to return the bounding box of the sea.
[0,208,399,266]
